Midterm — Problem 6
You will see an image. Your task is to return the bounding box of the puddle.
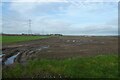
[73,40,75,42]
[4,52,20,65]
[42,46,49,49]
[0,50,5,65]
[0,54,5,64]
[36,45,50,51]
[3,45,50,65]
[0,54,5,57]
[37,48,42,51]
[29,51,34,54]
[67,40,70,42]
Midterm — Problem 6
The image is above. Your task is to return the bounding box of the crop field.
[2,35,49,44]
[1,36,119,78]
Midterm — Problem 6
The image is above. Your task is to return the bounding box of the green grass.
[3,54,118,78]
[0,35,1,44]
[2,35,49,44]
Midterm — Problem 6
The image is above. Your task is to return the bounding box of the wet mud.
[1,36,118,66]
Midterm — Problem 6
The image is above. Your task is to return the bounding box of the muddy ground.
[2,36,118,66]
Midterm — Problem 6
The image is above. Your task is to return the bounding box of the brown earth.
[2,36,118,65]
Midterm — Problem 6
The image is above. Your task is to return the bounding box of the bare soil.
[2,36,118,65]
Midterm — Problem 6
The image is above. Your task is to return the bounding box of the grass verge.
[3,54,118,78]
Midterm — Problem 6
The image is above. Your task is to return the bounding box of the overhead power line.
[28,19,32,34]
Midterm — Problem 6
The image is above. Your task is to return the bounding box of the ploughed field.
[1,36,118,78]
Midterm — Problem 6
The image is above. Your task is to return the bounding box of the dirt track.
[2,36,118,65]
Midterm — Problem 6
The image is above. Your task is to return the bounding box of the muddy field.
[2,36,118,66]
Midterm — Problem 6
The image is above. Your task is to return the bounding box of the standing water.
[0,51,4,64]
[5,52,20,65]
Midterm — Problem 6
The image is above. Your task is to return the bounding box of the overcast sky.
[1,0,119,35]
